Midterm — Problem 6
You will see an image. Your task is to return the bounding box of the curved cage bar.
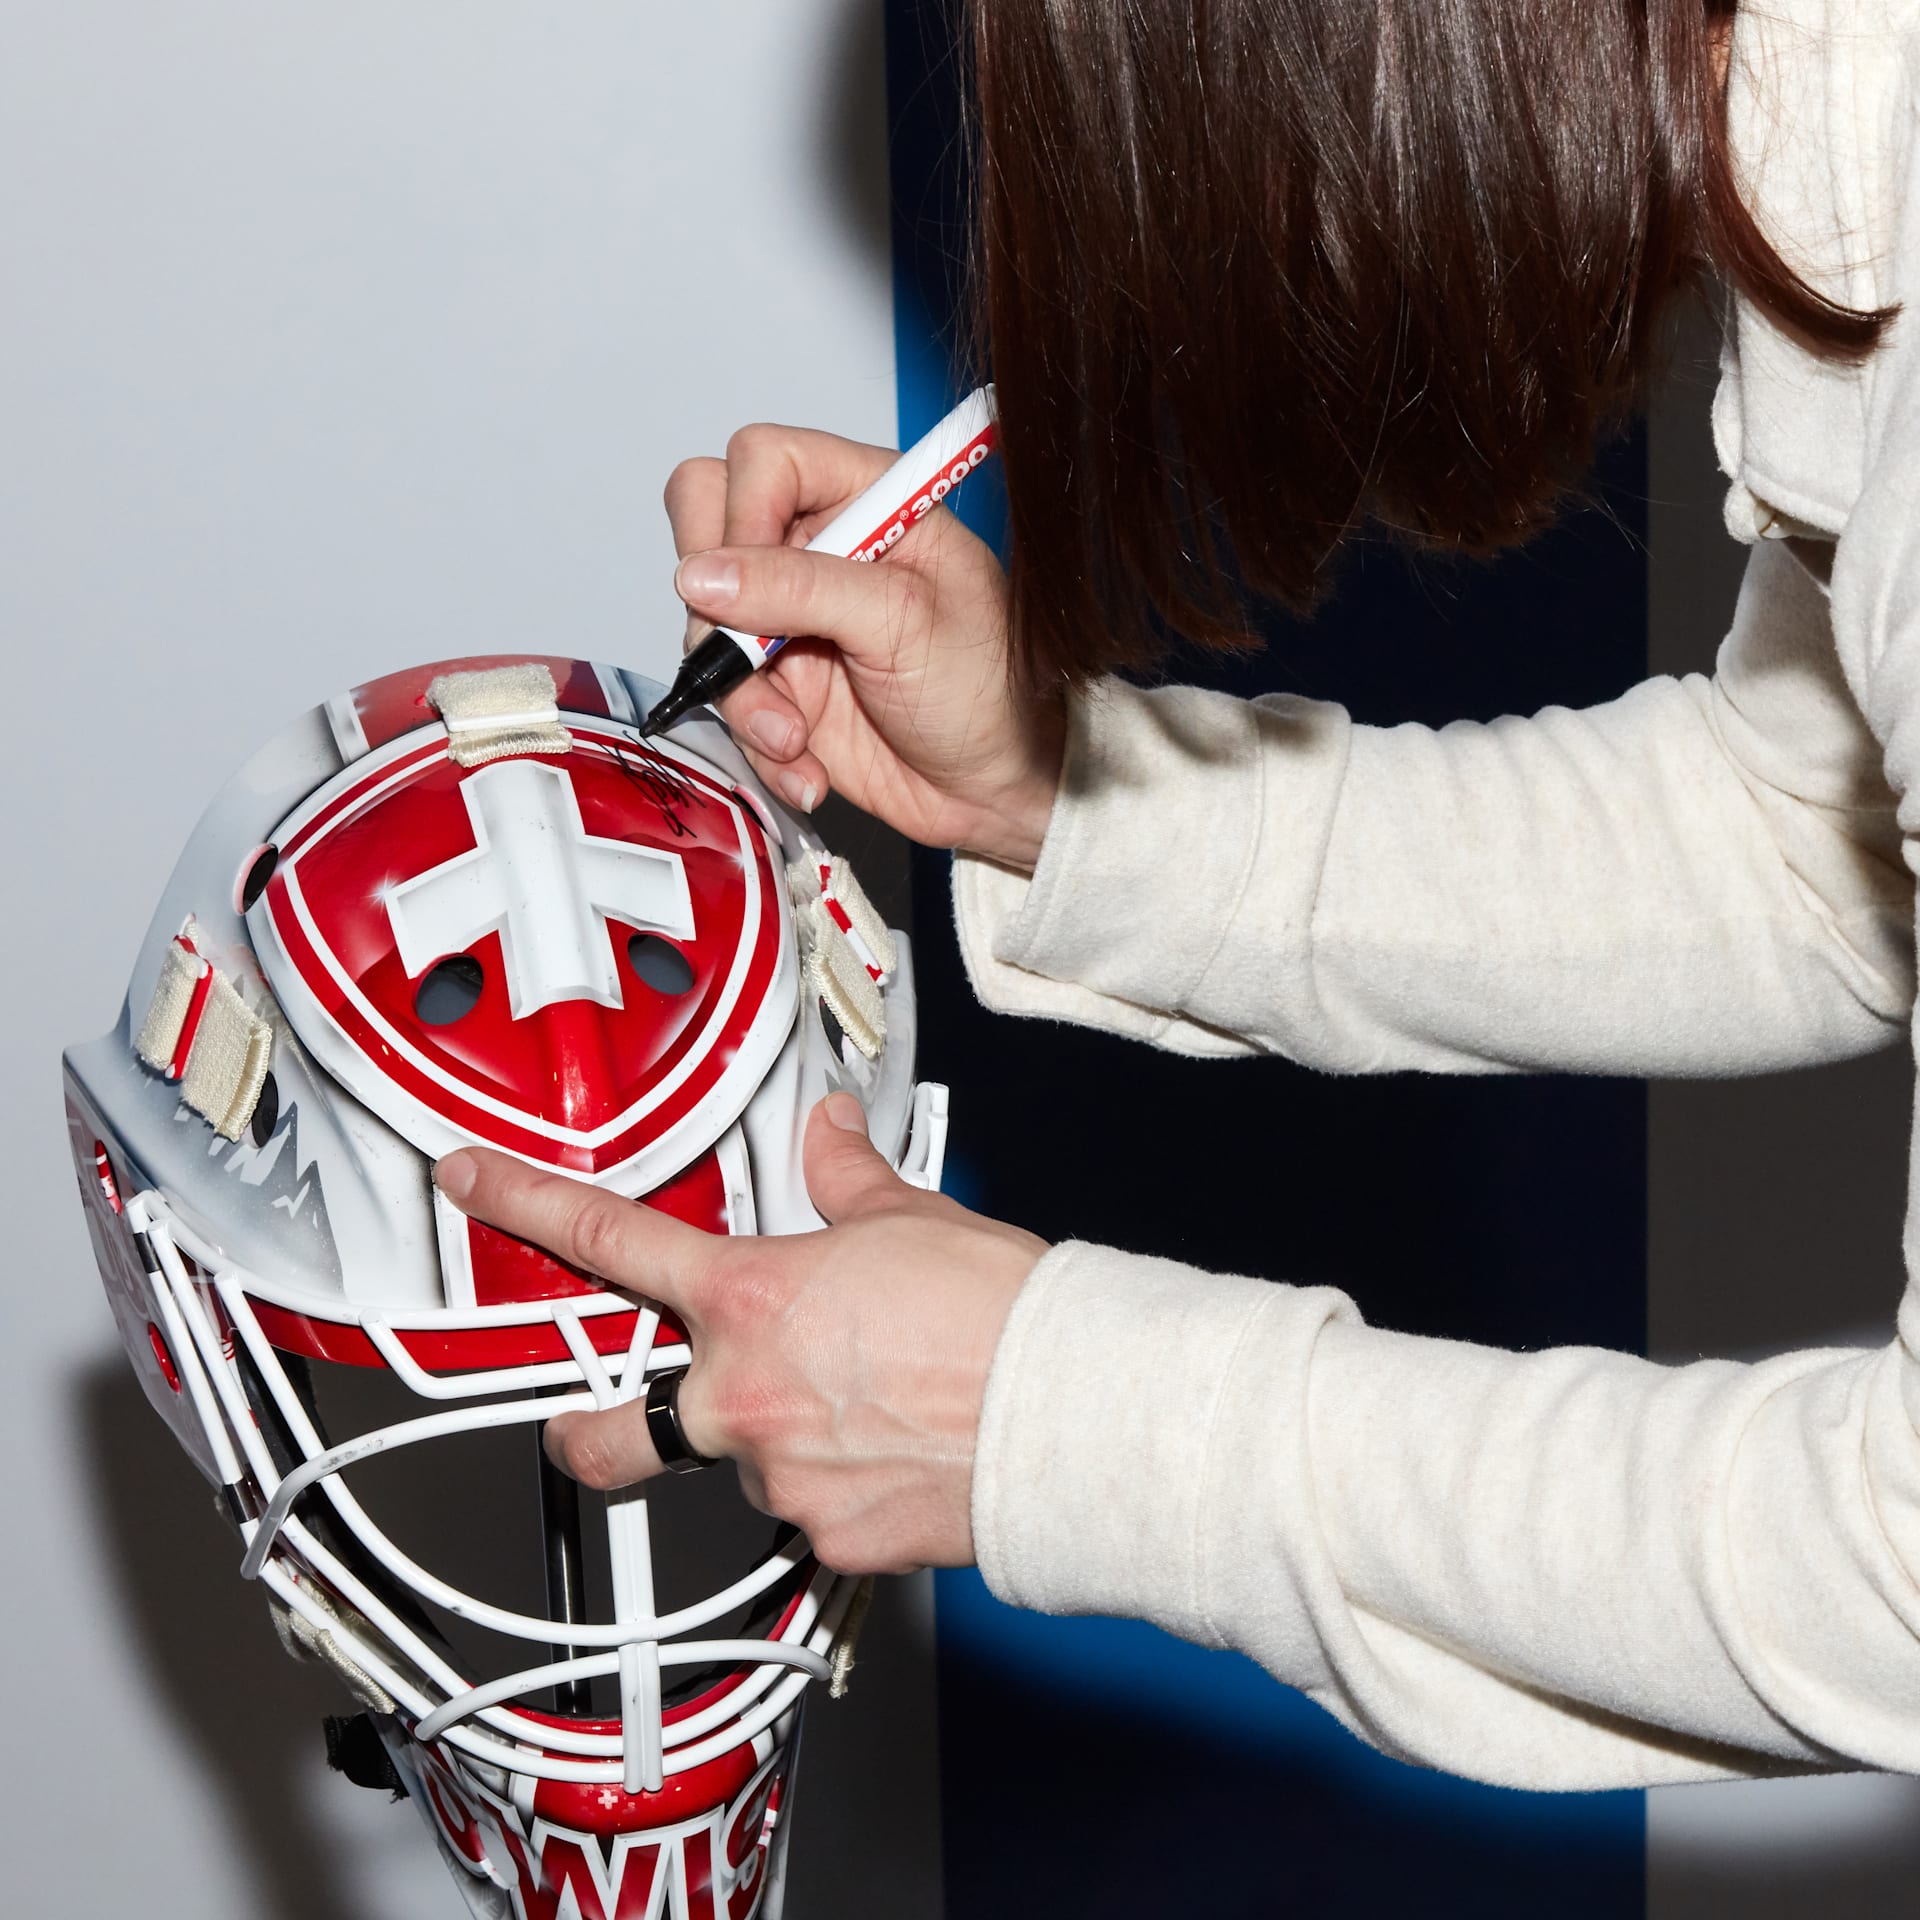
[214,1257,812,1644]
[412,1636,834,1745]
[136,1198,854,1784]
[240,1385,601,1579]
[259,1555,848,1784]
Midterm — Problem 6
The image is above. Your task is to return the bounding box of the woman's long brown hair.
[966,0,1892,690]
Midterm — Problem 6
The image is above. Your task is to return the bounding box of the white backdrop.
[0,6,939,1915]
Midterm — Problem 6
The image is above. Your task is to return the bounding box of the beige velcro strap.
[136,923,274,1141]
[789,851,897,985]
[827,1575,877,1700]
[427,663,571,767]
[266,1584,398,1716]
[799,896,885,1059]
[135,936,209,1076]
[818,854,896,983]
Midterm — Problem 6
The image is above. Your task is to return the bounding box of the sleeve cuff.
[971,1239,1356,1647]
[952,678,1351,1050]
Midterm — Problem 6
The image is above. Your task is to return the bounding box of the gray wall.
[1645,310,1920,1914]
[0,7,938,1915]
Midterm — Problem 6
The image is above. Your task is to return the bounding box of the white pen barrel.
[803,382,998,562]
[709,384,999,671]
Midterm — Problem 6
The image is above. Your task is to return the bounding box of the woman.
[434,0,1920,1786]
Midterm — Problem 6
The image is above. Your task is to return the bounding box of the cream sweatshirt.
[956,0,1920,1788]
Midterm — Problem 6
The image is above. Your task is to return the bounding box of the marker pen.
[638,384,999,738]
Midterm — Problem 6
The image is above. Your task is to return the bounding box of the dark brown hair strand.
[965,0,1893,691]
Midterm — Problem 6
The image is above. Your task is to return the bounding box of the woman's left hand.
[433,1095,1047,1575]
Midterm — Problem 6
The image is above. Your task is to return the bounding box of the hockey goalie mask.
[62,657,947,1920]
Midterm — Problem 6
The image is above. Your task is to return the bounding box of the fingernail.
[778,771,820,813]
[748,709,800,756]
[435,1150,476,1201]
[823,1092,868,1134]
[676,553,740,605]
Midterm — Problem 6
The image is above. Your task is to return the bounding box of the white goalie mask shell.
[62,655,947,1920]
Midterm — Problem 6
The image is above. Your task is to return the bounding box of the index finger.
[664,456,728,562]
[719,422,900,551]
[435,1148,717,1322]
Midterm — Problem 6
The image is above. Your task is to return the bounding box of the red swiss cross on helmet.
[248,699,795,1192]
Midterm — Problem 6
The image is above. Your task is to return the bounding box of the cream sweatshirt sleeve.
[960,0,1920,1798]
[974,1244,1920,1787]
[954,541,1913,1077]
[959,535,1920,1787]
[960,535,1920,1784]
[961,536,1920,1784]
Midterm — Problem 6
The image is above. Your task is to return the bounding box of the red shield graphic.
[253,723,792,1184]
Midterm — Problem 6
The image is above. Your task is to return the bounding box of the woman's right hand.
[663,423,1064,869]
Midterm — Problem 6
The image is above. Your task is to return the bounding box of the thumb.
[675,543,932,672]
[803,1093,908,1223]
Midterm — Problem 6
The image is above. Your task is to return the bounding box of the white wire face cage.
[68,1090,854,1920]
[61,659,948,1920]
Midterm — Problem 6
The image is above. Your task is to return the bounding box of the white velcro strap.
[799,898,885,1059]
[818,854,897,983]
[183,976,274,1141]
[136,924,274,1141]
[135,934,211,1078]
[827,1574,877,1700]
[266,1587,397,1716]
[427,663,571,767]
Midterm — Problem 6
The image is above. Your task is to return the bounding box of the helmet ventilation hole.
[628,933,694,996]
[416,954,485,1026]
[250,1073,280,1147]
[237,844,279,913]
[819,997,846,1063]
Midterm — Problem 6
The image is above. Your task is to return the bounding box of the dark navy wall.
[886,4,1647,1911]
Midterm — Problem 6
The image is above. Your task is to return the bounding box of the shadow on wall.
[817,0,895,279]
[74,1357,389,1920]
[1651,1771,1920,1920]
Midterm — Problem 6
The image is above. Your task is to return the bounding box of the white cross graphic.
[385,759,695,1020]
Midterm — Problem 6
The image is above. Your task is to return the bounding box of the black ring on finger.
[644,1366,718,1475]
